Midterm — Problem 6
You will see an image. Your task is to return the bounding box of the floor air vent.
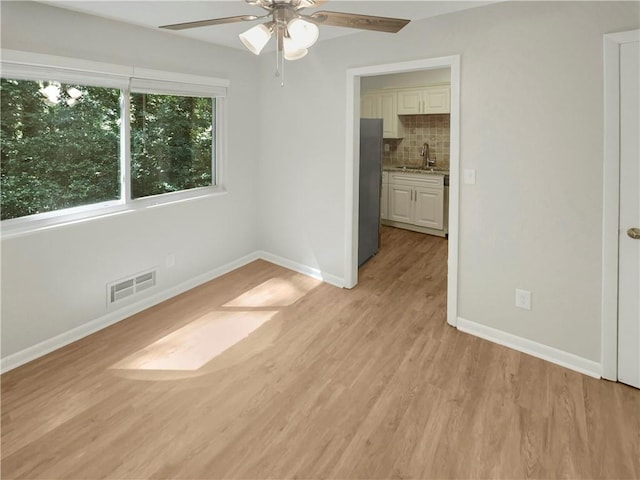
[108,269,157,305]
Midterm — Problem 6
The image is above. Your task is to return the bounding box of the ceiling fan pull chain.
[275,26,285,87]
[275,26,282,78]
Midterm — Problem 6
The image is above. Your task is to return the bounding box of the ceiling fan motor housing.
[273,3,298,27]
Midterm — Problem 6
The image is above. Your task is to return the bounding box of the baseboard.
[456,317,602,379]
[1,251,345,374]
[256,251,345,288]
[381,219,447,238]
[0,252,261,374]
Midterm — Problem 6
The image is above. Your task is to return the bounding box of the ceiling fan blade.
[309,11,410,33]
[160,15,258,31]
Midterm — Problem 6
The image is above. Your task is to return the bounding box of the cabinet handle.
[628,227,640,240]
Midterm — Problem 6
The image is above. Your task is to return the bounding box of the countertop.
[384,166,449,176]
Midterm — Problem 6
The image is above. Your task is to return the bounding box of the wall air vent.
[108,269,157,305]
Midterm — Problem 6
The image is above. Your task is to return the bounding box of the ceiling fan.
[160,0,410,80]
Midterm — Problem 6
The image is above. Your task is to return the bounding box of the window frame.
[1,50,228,238]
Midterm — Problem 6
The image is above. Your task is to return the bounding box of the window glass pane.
[1,78,121,220]
[130,93,214,199]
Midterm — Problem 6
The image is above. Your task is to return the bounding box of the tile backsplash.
[384,114,450,170]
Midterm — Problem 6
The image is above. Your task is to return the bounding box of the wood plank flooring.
[2,226,639,479]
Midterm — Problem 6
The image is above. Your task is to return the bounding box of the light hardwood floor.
[2,226,639,479]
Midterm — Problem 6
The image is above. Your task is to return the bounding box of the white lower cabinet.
[414,186,444,229]
[386,172,444,234]
[381,172,389,220]
[389,184,413,223]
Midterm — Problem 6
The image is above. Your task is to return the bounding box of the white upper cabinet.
[379,92,404,138]
[396,89,423,115]
[360,91,404,138]
[423,86,450,114]
[397,85,451,115]
[360,93,379,119]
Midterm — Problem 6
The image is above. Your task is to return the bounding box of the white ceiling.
[37,1,493,52]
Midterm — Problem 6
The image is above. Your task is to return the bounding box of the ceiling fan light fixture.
[239,23,273,55]
[283,36,308,61]
[286,17,319,49]
[160,1,410,84]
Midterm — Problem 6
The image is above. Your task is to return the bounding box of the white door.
[618,39,640,389]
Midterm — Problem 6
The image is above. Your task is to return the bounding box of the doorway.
[602,29,640,387]
[345,56,460,327]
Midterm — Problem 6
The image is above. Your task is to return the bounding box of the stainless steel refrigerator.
[358,118,383,267]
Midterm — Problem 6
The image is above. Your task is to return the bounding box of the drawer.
[389,172,444,189]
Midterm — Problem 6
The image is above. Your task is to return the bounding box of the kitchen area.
[358,68,451,266]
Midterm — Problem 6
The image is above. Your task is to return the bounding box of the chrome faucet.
[420,143,435,168]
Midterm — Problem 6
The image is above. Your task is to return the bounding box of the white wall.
[3,1,639,370]
[0,2,261,359]
[257,1,640,363]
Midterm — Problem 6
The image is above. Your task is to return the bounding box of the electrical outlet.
[384,143,390,152]
[166,253,176,268]
[515,288,531,310]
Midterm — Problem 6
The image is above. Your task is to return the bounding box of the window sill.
[1,185,227,240]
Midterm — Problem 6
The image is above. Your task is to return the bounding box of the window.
[1,79,121,220]
[130,92,214,199]
[0,53,227,230]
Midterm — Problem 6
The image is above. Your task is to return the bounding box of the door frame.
[344,55,461,327]
[601,29,640,380]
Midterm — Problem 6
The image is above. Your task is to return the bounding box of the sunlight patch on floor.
[111,311,277,371]
[223,275,321,308]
